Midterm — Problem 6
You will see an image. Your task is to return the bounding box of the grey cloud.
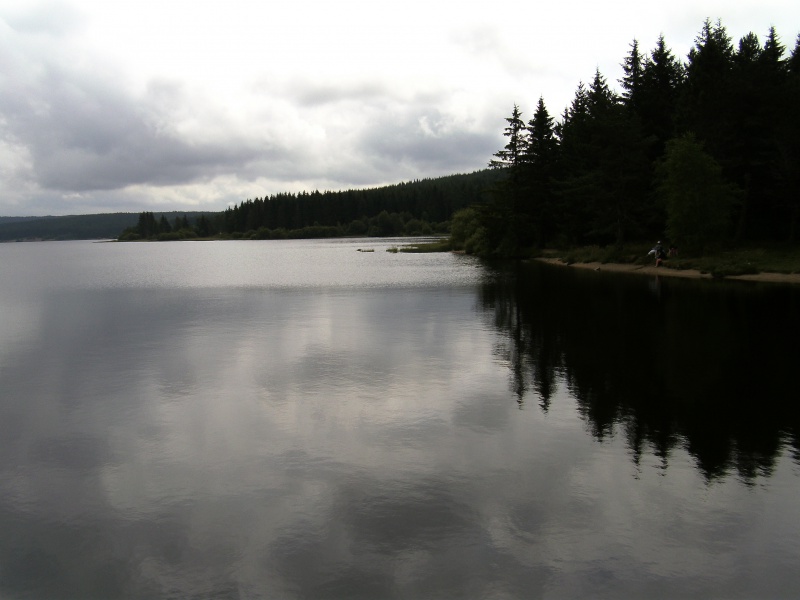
[0,23,300,197]
[285,79,391,107]
[358,108,498,176]
[0,18,500,214]
[274,79,500,183]
[282,77,449,111]
[1,59,274,192]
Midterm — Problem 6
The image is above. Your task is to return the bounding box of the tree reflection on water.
[479,260,800,482]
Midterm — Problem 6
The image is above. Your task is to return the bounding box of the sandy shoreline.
[534,257,800,284]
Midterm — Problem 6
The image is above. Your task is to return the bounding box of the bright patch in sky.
[1,0,798,215]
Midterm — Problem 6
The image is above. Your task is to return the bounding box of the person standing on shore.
[649,241,666,267]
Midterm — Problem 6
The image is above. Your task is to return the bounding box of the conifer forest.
[455,19,800,256]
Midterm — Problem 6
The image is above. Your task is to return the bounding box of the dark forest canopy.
[118,170,502,241]
[456,19,800,257]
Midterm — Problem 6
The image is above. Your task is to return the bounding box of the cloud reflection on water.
[1,242,799,598]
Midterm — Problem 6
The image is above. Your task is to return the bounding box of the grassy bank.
[544,244,800,278]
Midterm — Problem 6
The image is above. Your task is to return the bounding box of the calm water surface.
[0,239,798,599]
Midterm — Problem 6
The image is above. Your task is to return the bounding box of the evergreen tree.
[553,82,592,243]
[484,104,530,255]
[725,28,791,240]
[489,104,527,174]
[658,134,741,252]
[555,71,650,245]
[781,34,800,240]
[620,39,644,112]
[639,35,684,158]
[136,212,158,238]
[789,34,800,73]
[559,82,590,144]
[587,68,618,116]
[172,215,189,231]
[679,19,735,156]
[196,215,211,237]
[523,97,559,246]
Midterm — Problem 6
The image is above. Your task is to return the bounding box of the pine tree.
[620,39,644,111]
[523,97,559,247]
[554,72,650,245]
[587,69,618,116]
[196,215,211,237]
[639,34,684,157]
[725,28,792,240]
[780,34,800,240]
[553,82,593,243]
[789,34,800,74]
[489,104,527,174]
[679,19,735,155]
[484,104,530,255]
[136,212,158,238]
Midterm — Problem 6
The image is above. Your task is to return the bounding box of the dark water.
[0,240,798,599]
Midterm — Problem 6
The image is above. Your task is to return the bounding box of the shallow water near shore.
[1,239,799,599]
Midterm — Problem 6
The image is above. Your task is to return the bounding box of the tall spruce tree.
[781,35,800,240]
[484,104,530,255]
[553,82,592,243]
[522,97,559,247]
[136,212,158,238]
[639,35,684,158]
[760,28,797,241]
[489,104,527,173]
[555,71,651,245]
[620,39,645,112]
[679,19,735,156]
[726,28,790,240]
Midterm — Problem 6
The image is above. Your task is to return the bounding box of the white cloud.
[0,0,85,36]
[1,0,799,215]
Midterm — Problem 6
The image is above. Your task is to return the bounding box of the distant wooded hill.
[0,212,212,242]
[1,171,501,242]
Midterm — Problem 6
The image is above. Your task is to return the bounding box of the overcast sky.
[1,0,798,216]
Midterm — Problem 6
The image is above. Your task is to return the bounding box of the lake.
[1,239,798,599]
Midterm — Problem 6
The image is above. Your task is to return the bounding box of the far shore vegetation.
[35,19,800,280]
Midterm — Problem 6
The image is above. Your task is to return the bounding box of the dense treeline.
[119,171,501,240]
[118,211,218,241]
[454,19,800,256]
[218,171,500,238]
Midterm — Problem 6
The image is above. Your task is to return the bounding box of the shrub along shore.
[530,244,800,283]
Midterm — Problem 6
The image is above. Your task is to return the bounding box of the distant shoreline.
[534,257,800,285]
